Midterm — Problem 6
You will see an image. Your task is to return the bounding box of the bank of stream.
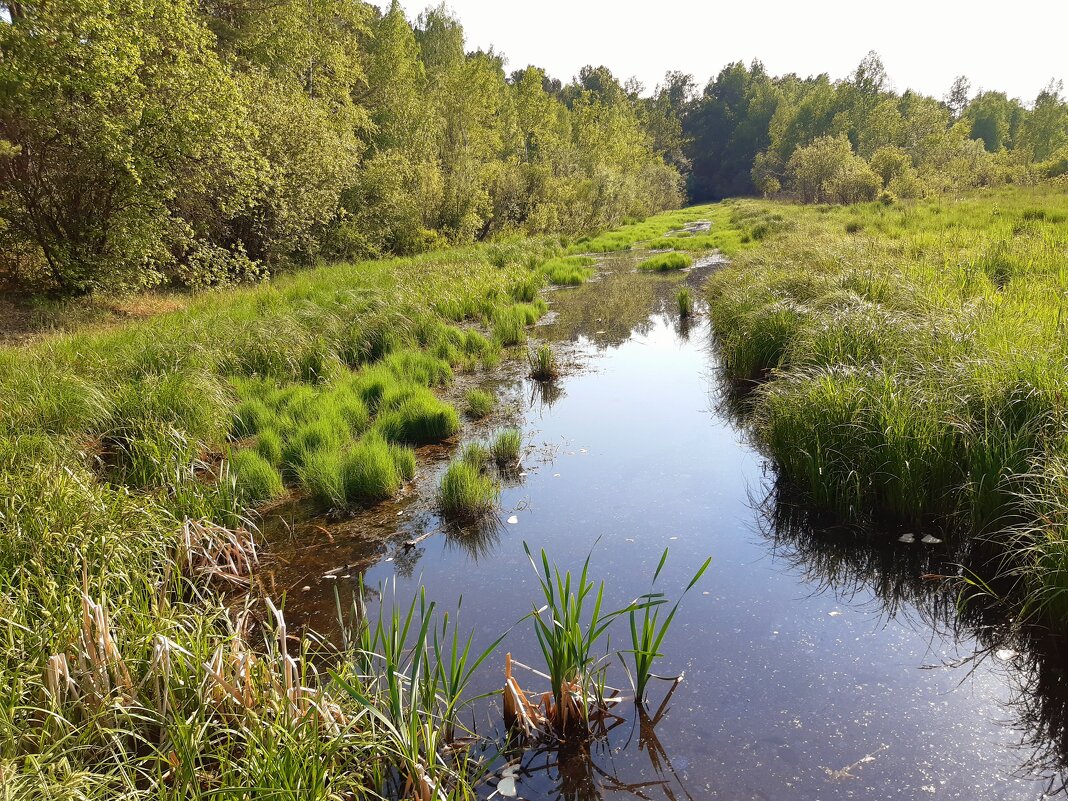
[257,246,1068,800]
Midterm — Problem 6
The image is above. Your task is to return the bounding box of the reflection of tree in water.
[541,252,688,349]
[758,477,1068,791]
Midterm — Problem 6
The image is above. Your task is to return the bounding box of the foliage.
[0,1,681,295]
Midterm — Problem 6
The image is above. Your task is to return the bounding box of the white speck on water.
[996,648,1018,661]
[507,515,519,525]
[898,533,915,544]
[921,534,943,545]
[829,611,842,617]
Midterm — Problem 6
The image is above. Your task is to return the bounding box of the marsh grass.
[706,187,1068,622]
[540,255,596,286]
[639,252,692,272]
[676,287,694,318]
[625,549,711,702]
[490,428,522,469]
[528,343,559,381]
[464,387,495,419]
[438,459,500,521]
[229,448,285,505]
[0,206,720,795]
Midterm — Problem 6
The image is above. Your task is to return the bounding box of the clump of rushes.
[439,459,500,521]
[301,433,416,510]
[639,252,692,272]
[490,428,522,469]
[464,387,495,419]
[677,287,694,318]
[229,449,285,505]
[460,442,491,469]
[528,344,559,381]
[492,306,527,346]
[375,387,460,444]
[540,256,596,286]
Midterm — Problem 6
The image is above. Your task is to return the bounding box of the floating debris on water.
[921,534,943,545]
[898,533,916,544]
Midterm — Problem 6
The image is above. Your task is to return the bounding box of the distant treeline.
[672,55,1068,203]
[1,0,1066,296]
[0,1,679,294]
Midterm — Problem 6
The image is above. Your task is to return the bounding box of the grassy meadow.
[706,185,1068,619]
[0,205,734,798]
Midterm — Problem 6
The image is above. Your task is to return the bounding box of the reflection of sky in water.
[265,253,1066,800]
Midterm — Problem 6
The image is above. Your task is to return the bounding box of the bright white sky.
[381,0,1067,103]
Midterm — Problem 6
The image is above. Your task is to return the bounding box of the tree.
[785,135,878,204]
[0,0,253,292]
[945,76,971,121]
[1020,80,1068,161]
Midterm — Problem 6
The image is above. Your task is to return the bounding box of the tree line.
[670,54,1068,204]
[0,0,680,294]
[1,1,1065,297]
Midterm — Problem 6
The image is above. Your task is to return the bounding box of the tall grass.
[706,187,1068,623]
[540,255,596,286]
[626,549,711,702]
[676,287,694,317]
[438,459,500,521]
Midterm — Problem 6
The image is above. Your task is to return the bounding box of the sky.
[381,0,1067,103]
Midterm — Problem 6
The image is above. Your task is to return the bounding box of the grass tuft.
[438,459,499,521]
[464,387,495,419]
[528,344,559,381]
[639,252,692,272]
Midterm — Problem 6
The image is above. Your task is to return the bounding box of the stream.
[260,248,1068,800]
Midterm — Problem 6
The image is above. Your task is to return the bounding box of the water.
[261,251,1068,800]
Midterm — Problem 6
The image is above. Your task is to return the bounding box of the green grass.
[464,387,495,419]
[438,459,500,521]
[229,448,286,505]
[489,428,522,469]
[677,287,694,317]
[639,252,692,272]
[705,185,1068,622]
[528,343,559,381]
[0,202,732,796]
[540,255,596,286]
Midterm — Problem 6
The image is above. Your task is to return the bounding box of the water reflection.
[255,241,1068,799]
[757,475,1068,793]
